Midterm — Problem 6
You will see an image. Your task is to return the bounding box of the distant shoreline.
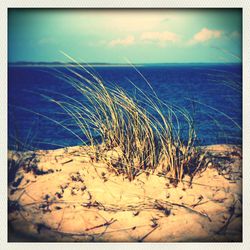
[8,62,242,68]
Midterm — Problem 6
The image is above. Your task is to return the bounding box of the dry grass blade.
[43,58,200,182]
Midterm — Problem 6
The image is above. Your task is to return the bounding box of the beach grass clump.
[46,59,199,183]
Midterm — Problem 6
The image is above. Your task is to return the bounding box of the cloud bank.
[140,31,179,43]
[188,28,222,45]
[105,28,234,48]
[109,35,135,47]
[107,31,180,47]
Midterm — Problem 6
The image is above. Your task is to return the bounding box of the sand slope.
[8,144,242,242]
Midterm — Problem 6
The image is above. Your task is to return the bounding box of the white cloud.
[140,31,179,45]
[106,31,180,48]
[188,28,222,45]
[109,35,135,47]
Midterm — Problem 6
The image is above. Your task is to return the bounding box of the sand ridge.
[8,144,242,242]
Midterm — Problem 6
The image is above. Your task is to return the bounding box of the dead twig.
[138,225,159,242]
[154,199,212,222]
[85,218,117,231]
[61,159,73,165]
[57,207,66,230]
[191,200,210,208]
[216,202,237,235]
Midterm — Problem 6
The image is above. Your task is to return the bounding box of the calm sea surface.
[8,64,242,150]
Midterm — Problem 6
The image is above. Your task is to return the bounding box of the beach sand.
[8,144,242,242]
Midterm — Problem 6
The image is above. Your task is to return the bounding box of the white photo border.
[1,1,249,250]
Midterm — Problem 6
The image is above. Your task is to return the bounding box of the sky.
[8,9,242,63]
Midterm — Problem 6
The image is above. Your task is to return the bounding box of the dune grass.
[8,53,242,188]
[38,55,202,183]
[9,62,242,186]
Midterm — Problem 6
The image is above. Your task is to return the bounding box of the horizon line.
[8,61,242,65]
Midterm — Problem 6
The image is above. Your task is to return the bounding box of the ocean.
[8,63,242,150]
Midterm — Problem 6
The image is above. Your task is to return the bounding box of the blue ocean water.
[8,64,242,150]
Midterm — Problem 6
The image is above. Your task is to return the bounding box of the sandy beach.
[8,144,242,242]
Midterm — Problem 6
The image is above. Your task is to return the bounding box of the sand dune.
[8,144,242,242]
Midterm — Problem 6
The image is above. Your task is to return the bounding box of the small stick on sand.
[57,207,66,230]
[85,218,117,231]
[216,201,237,235]
[138,225,159,242]
[155,200,212,222]
[61,159,73,165]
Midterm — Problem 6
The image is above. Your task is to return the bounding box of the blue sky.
[8,9,242,63]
